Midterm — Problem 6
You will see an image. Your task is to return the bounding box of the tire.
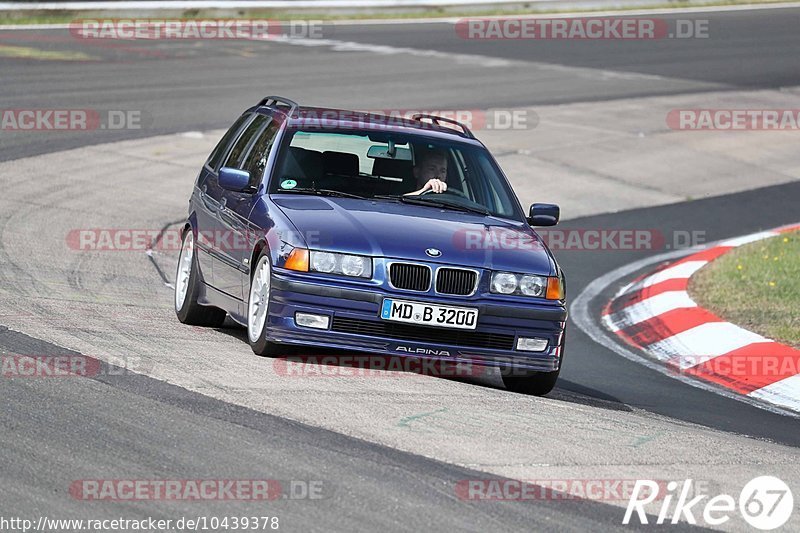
[501,332,566,396]
[175,229,227,327]
[247,253,283,357]
[501,368,560,396]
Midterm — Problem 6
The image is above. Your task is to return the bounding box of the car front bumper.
[265,269,567,372]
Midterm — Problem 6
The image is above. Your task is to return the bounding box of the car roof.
[253,104,485,146]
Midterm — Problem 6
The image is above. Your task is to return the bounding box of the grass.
[689,230,800,348]
[0,0,797,25]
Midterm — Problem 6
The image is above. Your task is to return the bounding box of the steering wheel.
[420,187,469,199]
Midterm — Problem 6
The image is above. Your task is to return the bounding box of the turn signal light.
[546,276,564,300]
[285,248,309,272]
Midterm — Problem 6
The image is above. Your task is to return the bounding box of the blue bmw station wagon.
[175,96,566,395]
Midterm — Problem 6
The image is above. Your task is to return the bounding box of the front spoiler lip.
[270,329,561,372]
[270,273,568,322]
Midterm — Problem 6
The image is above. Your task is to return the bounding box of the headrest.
[322,151,360,177]
[283,146,323,180]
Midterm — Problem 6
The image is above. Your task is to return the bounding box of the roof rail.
[257,95,299,117]
[410,113,475,139]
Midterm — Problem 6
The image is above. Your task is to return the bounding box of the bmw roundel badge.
[425,248,442,258]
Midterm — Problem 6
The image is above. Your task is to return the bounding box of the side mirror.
[218,167,252,192]
[528,203,560,226]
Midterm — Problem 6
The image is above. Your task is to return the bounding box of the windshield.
[269,129,523,220]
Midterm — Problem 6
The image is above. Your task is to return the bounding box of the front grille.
[389,263,431,292]
[436,268,478,296]
[331,317,515,351]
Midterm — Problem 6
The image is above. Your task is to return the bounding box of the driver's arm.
[404,178,447,196]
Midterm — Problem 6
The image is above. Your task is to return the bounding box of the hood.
[272,196,555,275]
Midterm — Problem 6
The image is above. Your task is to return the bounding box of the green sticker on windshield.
[280,179,297,189]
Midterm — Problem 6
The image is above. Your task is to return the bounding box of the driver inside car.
[404,148,448,196]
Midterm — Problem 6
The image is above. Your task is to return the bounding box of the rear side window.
[242,120,281,188]
[224,114,269,169]
[206,114,252,171]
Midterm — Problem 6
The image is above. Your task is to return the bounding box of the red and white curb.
[602,223,800,414]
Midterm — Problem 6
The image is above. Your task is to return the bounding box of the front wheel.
[175,229,227,327]
[247,254,283,357]
[501,368,560,396]
[502,333,565,396]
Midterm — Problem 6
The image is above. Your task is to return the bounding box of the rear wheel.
[175,230,227,327]
[247,254,283,357]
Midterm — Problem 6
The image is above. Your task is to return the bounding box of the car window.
[241,119,281,188]
[451,150,474,198]
[206,113,252,171]
[223,114,269,169]
[472,151,516,218]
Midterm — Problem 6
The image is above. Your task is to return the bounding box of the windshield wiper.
[300,192,491,216]
[372,194,402,201]
[278,188,367,200]
[398,195,490,216]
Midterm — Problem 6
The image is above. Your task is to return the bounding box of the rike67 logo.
[624,476,794,530]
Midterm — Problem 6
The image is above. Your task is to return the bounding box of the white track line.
[269,35,515,67]
[256,34,668,79]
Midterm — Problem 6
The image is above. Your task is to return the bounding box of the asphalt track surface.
[1,6,799,530]
[2,329,648,532]
[2,7,800,161]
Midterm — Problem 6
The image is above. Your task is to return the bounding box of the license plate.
[380,298,478,330]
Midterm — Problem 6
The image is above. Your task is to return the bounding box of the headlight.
[491,272,518,294]
[309,251,372,278]
[491,272,563,300]
[519,275,546,297]
[311,251,336,273]
[341,255,368,277]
